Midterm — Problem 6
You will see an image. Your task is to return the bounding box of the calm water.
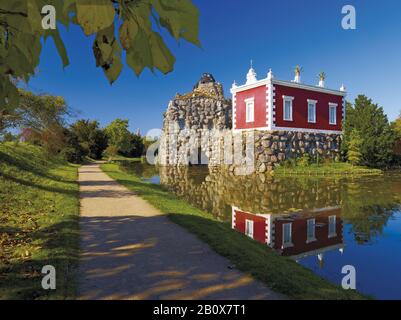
[123,163,401,299]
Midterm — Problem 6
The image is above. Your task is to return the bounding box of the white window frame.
[245,98,255,123]
[306,218,316,243]
[307,99,317,123]
[328,215,337,238]
[329,103,337,125]
[282,222,293,248]
[245,219,254,239]
[283,96,294,121]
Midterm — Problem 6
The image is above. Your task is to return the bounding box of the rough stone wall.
[159,73,232,166]
[221,130,341,174]
[158,74,341,171]
[159,166,342,220]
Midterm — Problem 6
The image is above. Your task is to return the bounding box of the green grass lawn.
[0,143,80,300]
[101,163,368,300]
[103,155,143,163]
[274,162,382,176]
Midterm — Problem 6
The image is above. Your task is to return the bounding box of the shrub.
[298,154,310,167]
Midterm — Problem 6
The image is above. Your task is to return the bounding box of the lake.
[122,162,401,299]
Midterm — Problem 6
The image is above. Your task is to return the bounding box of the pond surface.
[123,163,401,299]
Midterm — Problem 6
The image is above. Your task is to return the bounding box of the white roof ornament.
[267,68,274,80]
[340,84,346,92]
[246,60,257,85]
[231,80,237,89]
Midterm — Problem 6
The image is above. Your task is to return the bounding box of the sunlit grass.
[0,142,79,300]
[274,162,382,176]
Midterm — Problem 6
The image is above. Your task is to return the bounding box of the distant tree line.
[0,90,153,163]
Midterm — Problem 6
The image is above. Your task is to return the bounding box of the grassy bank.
[101,163,367,300]
[274,162,382,176]
[0,143,80,300]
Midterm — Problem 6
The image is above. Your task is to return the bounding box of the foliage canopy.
[0,0,200,108]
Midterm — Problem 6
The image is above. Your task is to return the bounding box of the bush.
[298,154,310,167]
[104,145,119,159]
[60,146,84,164]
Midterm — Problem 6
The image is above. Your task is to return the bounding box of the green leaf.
[149,32,175,74]
[76,0,115,36]
[45,30,70,68]
[93,24,122,84]
[151,0,200,46]
[119,19,138,50]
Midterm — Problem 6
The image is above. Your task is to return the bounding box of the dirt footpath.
[78,163,284,300]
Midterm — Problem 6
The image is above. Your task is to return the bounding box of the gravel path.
[78,163,284,300]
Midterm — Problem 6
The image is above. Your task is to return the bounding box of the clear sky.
[24,0,401,135]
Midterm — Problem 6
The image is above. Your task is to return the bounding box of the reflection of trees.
[340,176,401,244]
[122,162,159,179]
[346,205,397,244]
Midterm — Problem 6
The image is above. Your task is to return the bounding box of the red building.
[232,206,344,260]
[231,66,346,134]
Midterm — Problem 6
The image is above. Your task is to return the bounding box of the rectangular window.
[328,215,337,238]
[283,96,294,121]
[282,223,292,247]
[329,103,337,125]
[308,100,317,123]
[307,218,316,242]
[245,98,254,123]
[245,219,254,239]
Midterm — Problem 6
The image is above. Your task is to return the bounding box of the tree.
[104,119,131,154]
[0,0,200,110]
[70,119,108,159]
[342,95,396,167]
[392,111,401,137]
[126,133,145,158]
[347,129,362,165]
[17,90,70,131]
[392,111,401,162]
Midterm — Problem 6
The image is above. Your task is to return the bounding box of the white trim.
[271,126,342,135]
[283,95,294,122]
[232,126,271,133]
[328,215,337,238]
[306,218,316,243]
[233,126,342,134]
[282,222,293,249]
[232,92,237,130]
[329,102,338,125]
[289,244,344,261]
[269,81,275,129]
[230,78,269,94]
[245,97,255,123]
[245,219,254,239]
[232,206,236,229]
[272,79,346,96]
[307,99,317,123]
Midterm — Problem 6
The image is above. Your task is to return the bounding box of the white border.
[329,102,338,125]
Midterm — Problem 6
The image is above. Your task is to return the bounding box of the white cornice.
[272,79,346,96]
[232,78,346,96]
[230,78,269,94]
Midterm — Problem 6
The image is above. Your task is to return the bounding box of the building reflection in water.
[232,206,344,266]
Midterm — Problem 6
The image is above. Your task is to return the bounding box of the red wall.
[235,85,267,130]
[273,209,343,257]
[274,84,343,131]
[234,210,267,244]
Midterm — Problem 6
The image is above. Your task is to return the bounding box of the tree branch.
[0,9,28,17]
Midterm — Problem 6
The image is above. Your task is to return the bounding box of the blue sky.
[25,0,401,134]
